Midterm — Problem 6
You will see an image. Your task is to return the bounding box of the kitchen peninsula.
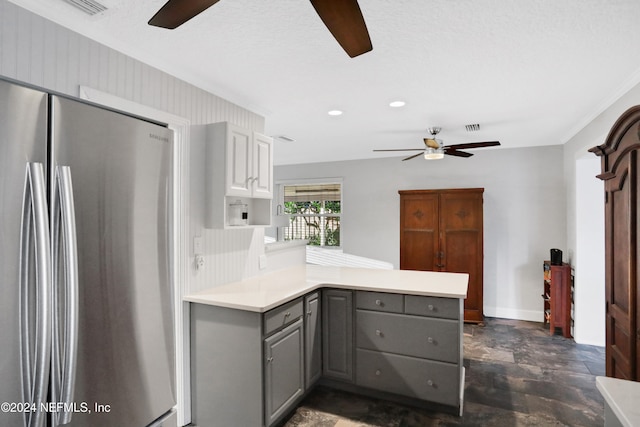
[186,265,468,427]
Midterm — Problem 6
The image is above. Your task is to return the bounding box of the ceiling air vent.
[274,135,296,143]
[465,123,481,132]
[62,0,108,15]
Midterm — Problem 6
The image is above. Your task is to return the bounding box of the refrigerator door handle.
[51,166,79,426]
[19,162,52,427]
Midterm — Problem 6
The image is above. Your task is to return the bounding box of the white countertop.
[596,376,640,427]
[184,265,469,312]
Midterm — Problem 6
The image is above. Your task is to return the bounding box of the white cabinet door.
[252,132,273,199]
[225,125,252,197]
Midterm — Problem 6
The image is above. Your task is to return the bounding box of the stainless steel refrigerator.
[0,79,176,427]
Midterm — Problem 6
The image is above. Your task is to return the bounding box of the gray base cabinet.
[322,289,353,381]
[305,292,322,386]
[191,298,306,427]
[353,291,464,410]
[264,318,304,426]
[191,288,464,426]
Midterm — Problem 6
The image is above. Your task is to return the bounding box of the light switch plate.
[194,236,203,255]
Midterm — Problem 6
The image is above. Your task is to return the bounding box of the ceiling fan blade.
[310,0,372,58]
[402,152,424,161]
[444,149,474,158]
[149,0,220,29]
[445,141,501,150]
[373,148,425,152]
[424,138,440,149]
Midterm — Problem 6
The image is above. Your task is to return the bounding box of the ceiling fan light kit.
[424,148,445,160]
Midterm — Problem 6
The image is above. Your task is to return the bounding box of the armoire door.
[591,105,640,381]
[399,192,439,271]
[604,153,635,379]
[399,188,484,323]
[440,191,484,323]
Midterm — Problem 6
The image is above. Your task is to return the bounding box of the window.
[280,182,341,247]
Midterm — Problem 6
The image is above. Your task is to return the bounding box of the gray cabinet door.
[322,289,353,381]
[305,292,322,386]
[264,318,305,426]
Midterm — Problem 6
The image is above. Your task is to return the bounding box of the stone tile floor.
[281,318,605,427]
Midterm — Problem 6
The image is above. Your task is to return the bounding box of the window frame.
[275,178,343,248]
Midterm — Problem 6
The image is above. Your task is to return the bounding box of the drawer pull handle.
[375,369,381,376]
[375,329,383,337]
[427,379,434,387]
[375,299,382,306]
[307,310,312,316]
[427,304,434,311]
[427,336,434,344]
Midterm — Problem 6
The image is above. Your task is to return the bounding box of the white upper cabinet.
[205,122,273,228]
[252,132,274,198]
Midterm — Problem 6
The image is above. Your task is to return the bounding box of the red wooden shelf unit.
[542,261,573,338]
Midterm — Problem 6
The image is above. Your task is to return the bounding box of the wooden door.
[399,192,439,271]
[591,105,640,381]
[440,190,484,322]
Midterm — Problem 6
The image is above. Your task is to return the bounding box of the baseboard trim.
[484,307,543,323]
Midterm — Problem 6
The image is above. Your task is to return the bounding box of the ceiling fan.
[374,127,501,161]
[148,0,373,58]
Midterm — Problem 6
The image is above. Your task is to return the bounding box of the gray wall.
[276,145,565,321]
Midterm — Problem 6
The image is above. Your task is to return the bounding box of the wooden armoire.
[590,105,640,381]
[399,188,484,323]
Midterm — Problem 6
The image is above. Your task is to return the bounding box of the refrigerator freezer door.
[51,96,176,426]
[0,81,49,427]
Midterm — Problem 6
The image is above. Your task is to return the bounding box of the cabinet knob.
[375,299,382,306]
[375,329,383,337]
[267,357,274,363]
[284,312,290,317]
[436,264,445,268]
[375,369,381,376]
[427,336,434,344]
[307,310,312,316]
[427,379,434,387]
[427,304,434,311]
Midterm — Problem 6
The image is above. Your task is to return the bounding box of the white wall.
[574,157,605,345]
[275,145,566,321]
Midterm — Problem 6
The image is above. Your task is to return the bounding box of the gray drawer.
[356,310,459,363]
[405,295,460,320]
[355,348,460,407]
[264,298,303,336]
[356,291,403,313]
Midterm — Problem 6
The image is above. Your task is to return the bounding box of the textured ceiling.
[9,0,640,165]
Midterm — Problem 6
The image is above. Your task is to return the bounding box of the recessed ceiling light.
[328,110,343,116]
[389,101,405,108]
